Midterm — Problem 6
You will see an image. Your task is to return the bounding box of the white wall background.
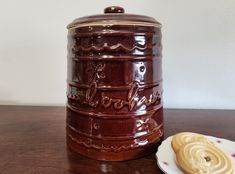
[0,0,235,109]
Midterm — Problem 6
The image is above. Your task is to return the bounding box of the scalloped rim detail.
[72,43,158,52]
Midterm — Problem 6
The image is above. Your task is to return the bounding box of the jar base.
[66,134,164,161]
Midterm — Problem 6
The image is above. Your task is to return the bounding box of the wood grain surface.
[0,106,234,174]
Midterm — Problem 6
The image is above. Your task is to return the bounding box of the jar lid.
[67,6,161,29]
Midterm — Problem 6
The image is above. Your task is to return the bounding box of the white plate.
[156,135,235,174]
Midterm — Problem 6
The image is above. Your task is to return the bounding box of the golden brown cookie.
[176,142,234,174]
[171,132,211,153]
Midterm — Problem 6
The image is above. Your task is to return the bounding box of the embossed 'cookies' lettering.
[100,81,161,111]
[68,81,161,111]
[67,60,161,111]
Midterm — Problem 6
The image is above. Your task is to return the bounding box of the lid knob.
[104,6,125,14]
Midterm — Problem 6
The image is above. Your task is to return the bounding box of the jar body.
[66,24,163,161]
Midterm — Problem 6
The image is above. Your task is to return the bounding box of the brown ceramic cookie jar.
[66,6,163,161]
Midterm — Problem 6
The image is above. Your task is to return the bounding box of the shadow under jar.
[66,6,163,161]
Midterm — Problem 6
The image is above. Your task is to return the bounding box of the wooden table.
[0,106,234,174]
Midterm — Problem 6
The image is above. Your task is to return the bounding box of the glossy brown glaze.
[66,6,163,161]
[1,106,235,174]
